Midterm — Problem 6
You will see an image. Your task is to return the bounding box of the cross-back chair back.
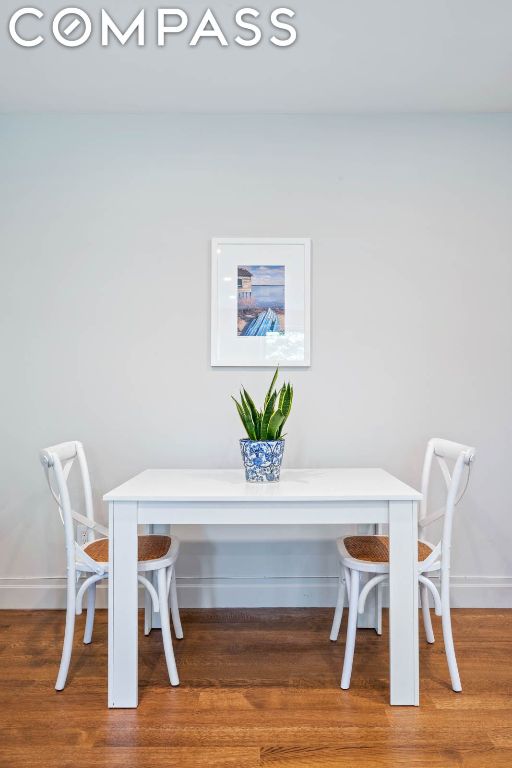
[40,440,107,581]
[418,437,476,583]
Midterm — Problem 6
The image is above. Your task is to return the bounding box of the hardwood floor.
[0,608,511,767]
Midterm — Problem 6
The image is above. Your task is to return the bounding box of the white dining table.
[104,467,422,708]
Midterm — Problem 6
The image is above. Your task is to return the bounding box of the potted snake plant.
[232,368,293,482]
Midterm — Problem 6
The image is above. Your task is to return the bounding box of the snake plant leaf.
[264,366,279,409]
[241,390,261,439]
[239,390,249,419]
[281,383,293,419]
[277,384,293,438]
[267,409,284,440]
[233,395,257,440]
[240,392,257,436]
[260,391,277,440]
[242,388,261,438]
[231,395,255,440]
[232,396,247,435]
[277,384,285,412]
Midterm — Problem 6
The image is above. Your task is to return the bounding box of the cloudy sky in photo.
[242,265,285,286]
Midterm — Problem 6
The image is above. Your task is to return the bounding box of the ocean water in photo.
[252,284,284,308]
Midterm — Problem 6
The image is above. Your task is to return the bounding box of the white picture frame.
[211,237,311,367]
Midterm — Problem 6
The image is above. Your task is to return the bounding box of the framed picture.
[211,237,311,367]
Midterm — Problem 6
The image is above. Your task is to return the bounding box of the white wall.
[1,114,511,608]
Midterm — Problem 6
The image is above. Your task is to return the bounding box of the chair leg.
[55,576,76,691]
[343,566,351,594]
[341,569,360,690]
[169,567,184,640]
[375,582,383,636]
[330,564,345,641]
[144,580,153,636]
[374,524,383,636]
[442,605,461,692]
[144,526,154,636]
[421,583,435,644]
[157,568,180,686]
[83,582,96,644]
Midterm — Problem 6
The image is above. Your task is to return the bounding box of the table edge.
[103,468,422,503]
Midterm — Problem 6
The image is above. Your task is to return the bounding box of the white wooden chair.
[330,438,476,692]
[40,440,183,691]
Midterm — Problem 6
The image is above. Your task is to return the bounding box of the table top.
[104,468,421,503]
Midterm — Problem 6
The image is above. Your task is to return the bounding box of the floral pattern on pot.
[240,439,285,482]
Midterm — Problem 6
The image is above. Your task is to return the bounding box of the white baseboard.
[1,576,511,610]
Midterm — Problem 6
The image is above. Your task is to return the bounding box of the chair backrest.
[39,440,100,574]
[418,437,476,575]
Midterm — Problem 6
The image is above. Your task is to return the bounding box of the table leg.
[108,500,139,708]
[388,500,419,706]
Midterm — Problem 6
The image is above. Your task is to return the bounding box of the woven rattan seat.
[344,535,433,563]
[84,535,172,564]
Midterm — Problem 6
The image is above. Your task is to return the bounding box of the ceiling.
[1,0,512,113]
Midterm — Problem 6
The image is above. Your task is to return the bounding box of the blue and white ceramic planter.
[240,439,285,482]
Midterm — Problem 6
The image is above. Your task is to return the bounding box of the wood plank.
[0,747,260,768]
[260,746,463,767]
